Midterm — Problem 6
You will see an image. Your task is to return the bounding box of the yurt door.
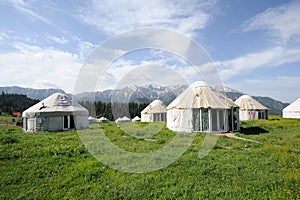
[63,115,75,130]
[193,109,201,131]
[201,109,209,132]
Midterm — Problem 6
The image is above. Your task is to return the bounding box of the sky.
[0,0,300,103]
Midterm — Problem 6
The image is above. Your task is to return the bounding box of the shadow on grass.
[240,126,269,135]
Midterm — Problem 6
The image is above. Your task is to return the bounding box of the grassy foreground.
[0,116,299,199]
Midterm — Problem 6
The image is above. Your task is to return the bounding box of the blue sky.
[0,0,299,103]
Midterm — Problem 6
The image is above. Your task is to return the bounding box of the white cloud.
[46,34,69,44]
[0,43,81,93]
[77,0,218,36]
[218,46,300,80]
[216,0,300,101]
[240,1,300,44]
[74,38,96,60]
[95,56,223,92]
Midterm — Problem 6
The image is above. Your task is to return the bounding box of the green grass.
[0,116,299,199]
[0,115,20,124]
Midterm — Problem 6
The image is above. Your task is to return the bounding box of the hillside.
[0,93,39,115]
[0,86,66,100]
[0,85,289,115]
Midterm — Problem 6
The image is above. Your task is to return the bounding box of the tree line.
[0,92,148,120]
[79,101,148,121]
[0,92,39,115]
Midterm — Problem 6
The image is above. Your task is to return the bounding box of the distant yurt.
[99,116,108,122]
[22,93,89,132]
[283,98,300,118]
[132,116,141,122]
[88,116,98,124]
[141,99,167,122]
[234,95,268,120]
[166,81,232,133]
[115,116,131,122]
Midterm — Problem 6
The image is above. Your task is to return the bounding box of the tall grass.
[0,115,19,124]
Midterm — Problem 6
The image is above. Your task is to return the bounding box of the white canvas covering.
[141,99,167,122]
[88,116,98,123]
[218,93,240,131]
[166,81,237,133]
[22,93,89,132]
[132,116,141,122]
[115,116,131,122]
[99,117,108,122]
[283,98,300,118]
[234,95,268,120]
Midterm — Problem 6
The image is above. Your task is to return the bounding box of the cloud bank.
[77,0,218,36]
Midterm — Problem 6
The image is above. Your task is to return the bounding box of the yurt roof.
[99,117,108,120]
[132,116,141,121]
[166,81,230,110]
[141,99,167,114]
[22,93,89,117]
[115,116,131,122]
[217,93,239,108]
[234,95,268,110]
[283,98,300,112]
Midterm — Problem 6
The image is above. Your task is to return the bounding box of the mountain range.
[0,86,66,100]
[0,85,289,115]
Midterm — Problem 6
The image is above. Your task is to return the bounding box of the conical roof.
[234,95,268,110]
[283,98,300,112]
[132,116,141,121]
[99,116,108,121]
[141,99,167,114]
[115,116,131,122]
[22,93,89,117]
[166,81,230,109]
[217,93,239,108]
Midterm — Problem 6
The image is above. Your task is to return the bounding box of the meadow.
[0,116,299,199]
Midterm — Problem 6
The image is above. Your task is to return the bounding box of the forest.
[0,92,148,120]
[79,101,148,120]
[0,92,39,115]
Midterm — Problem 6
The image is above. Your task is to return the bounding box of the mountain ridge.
[0,85,289,115]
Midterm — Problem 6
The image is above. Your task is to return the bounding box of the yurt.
[132,116,141,122]
[115,116,131,122]
[22,93,89,132]
[99,116,108,122]
[283,98,300,118]
[141,99,167,122]
[166,81,231,133]
[234,95,268,120]
[88,116,98,123]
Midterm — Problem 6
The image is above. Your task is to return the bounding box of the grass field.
[0,116,299,199]
[0,114,19,125]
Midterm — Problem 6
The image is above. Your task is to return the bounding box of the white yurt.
[282,98,300,118]
[115,116,131,122]
[22,93,89,132]
[132,116,141,122]
[234,95,268,120]
[88,116,98,123]
[141,99,167,122]
[166,81,231,133]
[99,116,108,122]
